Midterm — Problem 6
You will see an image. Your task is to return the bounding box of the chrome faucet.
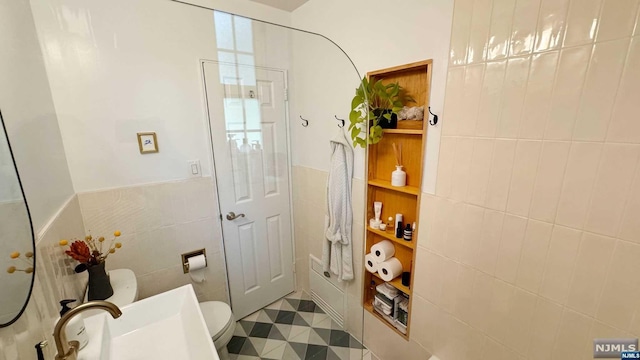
[53,301,122,360]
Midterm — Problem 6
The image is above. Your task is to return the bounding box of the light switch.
[188,160,201,177]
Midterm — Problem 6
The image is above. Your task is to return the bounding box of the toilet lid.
[199,301,233,340]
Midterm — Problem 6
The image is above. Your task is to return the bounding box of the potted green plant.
[348,76,414,148]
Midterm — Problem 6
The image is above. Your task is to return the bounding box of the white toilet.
[93,269,236,360]
[199,301,236,360]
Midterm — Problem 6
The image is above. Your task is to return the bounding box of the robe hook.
[335,115,345,128]
[300,115,309,127]
[428,107,439,126]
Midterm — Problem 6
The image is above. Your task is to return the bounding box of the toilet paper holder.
[181,249,207,274]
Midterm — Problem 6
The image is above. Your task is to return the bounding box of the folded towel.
[376,283,398,299]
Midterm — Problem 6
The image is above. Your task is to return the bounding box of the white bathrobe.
[322,131,354,282]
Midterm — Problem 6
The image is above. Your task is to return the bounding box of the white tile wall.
[534,0,570,53]
[509,0,542,56]
[410,0,640,358]
[607,36,640,143]
[77,177,228,303]
[563,0,602,47]
[0,196,86,360]
[488,0,518,60]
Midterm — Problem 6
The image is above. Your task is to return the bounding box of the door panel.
[203,61,294,319]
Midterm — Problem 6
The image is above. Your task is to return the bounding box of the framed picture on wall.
[137,132,158,154]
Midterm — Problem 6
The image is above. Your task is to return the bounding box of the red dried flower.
[65,241,91,264]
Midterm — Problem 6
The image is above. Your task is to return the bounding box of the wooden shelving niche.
[362,60,432,340]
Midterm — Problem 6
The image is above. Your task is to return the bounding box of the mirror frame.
[0,108,36,328]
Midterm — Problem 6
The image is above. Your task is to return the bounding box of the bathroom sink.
[78,285,219,360]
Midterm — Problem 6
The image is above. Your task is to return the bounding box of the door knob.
[226,212,245,221]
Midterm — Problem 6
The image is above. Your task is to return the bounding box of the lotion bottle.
[58,299,89,349]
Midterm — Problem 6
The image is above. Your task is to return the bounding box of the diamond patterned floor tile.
[311,313,330,327]
[256,310,273,323]
[239,320,255,334]
[280,300,297,312]
[268,325,287,341]
[286,298,301,309]
[288,342,308,359]
[275,310,297,324]
[228,336,247,354]
[243,310,261,322]
[249,337,267,354]
[307,329,327,346]
[239,339,259,356]
[297,300,317,313]
[329,330,350,347]
[261,339,287,357]
[229,291,368,359]
[249,322,273,338]
[313,316,333,329]
[234,324,247,337]
[264,308,280,322]
[298,311,315,325]
[292,313,311,326]
[288,325,309,341]
[263,341,287,359]
[312,328,331,344]
[328,346,350,360]
[233,355,261,360]
[349,335,363,349]
[289,326,311,343]
[265,298,284,310]
[275,323,293,339]
[305,344,328,359]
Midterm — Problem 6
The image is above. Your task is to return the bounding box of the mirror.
[0,110,35,327]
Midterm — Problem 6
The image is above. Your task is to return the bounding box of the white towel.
[322,130,354,282]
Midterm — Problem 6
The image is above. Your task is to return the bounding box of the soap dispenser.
[58,299,89,349]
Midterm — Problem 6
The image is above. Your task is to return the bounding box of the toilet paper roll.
[371,240,395,262]
[377,257,403,282]
[187,254,207,283]
[365,253,378,273]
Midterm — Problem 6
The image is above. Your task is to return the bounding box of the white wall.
[29,0,292,193]
[291,0,454,192]
[0,0,75,231]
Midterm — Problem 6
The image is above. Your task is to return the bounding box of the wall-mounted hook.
[335,115,345,128]
[428,107,439,126]
[300,115,309,127]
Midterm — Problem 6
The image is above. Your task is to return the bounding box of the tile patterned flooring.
[228,291,369,360]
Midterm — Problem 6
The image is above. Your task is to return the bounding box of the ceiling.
[249,0,309,12]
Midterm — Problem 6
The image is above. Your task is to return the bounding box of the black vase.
[373,108,398,129]
[87,262,114,301]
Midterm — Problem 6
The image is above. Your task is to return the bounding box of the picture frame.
[137,132,158,154]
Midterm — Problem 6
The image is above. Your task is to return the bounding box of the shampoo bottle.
[58,299,89,349]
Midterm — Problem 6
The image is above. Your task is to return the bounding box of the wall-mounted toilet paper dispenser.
[181,248,207,274]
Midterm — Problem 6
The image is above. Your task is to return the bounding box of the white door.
[203,61,295,319]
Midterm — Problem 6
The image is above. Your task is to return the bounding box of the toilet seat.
[199,301,235,346]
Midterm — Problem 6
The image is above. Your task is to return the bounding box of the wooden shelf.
[372,272,411,295]
[382,129,423,135]
[364,302,409,339]
[367,226,414,249]
[368,179,420,195]
[363,59,432,341]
